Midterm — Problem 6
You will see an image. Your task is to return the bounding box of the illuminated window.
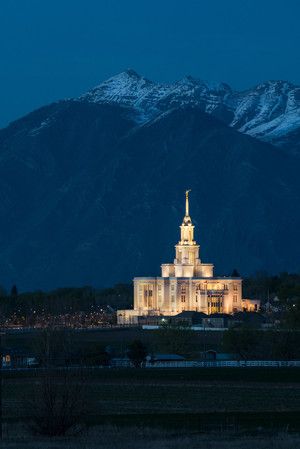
[233,295,238,303]
[233,284,238,291]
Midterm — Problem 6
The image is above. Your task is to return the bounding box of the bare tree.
[28,328,89,436]
[29,366,88,436]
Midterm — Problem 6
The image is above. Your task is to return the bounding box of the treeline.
[0,272,300,320]
[243,271,300,302]
[0,283,133,318]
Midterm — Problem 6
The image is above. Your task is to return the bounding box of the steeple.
[179,190,196,245]
[183,189,192,224]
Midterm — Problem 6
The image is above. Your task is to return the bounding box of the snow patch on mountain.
[29,117,54,136]
[80,69,233,121]
[80,70,154,106]
[232,81,300,139]
[78,70,300,153]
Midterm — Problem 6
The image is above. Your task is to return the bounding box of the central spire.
[185,189,191,217]
[179,189,196,245]
[183,189,192,225]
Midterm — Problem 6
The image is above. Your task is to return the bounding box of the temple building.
[118,191,258,325]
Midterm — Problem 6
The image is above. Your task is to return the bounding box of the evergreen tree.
[11,284,18,297]
[231,269,240,277]
[127,340,148,368]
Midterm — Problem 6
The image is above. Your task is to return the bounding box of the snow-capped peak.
[78,71,300,154]
[79,71,234,120]
[79,69,154,106]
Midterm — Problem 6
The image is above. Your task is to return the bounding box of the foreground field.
[2,425,300,449]
[3,327,225,354]
[3,368,300,430]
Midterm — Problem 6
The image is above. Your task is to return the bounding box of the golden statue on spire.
[185,189,191,217]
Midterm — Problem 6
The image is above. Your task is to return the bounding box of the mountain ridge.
[79,70,300,155]
[0,73,300,290]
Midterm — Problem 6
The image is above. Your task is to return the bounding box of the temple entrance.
[207,291,224,313]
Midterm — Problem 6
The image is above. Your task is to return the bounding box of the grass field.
[2,366,300,448]
[3,368,300,429]
[2,425,300,449]
[2,327,225,354]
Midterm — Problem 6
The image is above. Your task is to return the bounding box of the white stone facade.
[118,191,246,324]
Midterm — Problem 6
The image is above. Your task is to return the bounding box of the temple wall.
[119,192,247,323]
[133,277,243,316]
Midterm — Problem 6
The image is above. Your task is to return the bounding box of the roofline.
[134,276,243,280]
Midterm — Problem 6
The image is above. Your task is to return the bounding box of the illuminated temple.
[118,191,257,324]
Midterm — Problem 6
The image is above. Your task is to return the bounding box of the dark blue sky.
[1,0,300,127]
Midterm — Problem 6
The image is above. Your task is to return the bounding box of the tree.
[127,340,148,368]
[27,328,89,436]
[10,284,18,297]
[29,368,88,436]
[284,300,300,329]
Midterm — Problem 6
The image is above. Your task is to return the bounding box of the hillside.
[0,97,299,290]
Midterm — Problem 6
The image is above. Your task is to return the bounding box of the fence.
[3,360,300,371]
[143,360,300,368]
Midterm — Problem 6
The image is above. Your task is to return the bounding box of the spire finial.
[185,189,191,217]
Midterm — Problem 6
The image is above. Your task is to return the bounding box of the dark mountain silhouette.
[0,95,299,290]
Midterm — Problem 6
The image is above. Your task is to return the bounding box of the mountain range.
[0,70,299,291]
[81,70,300,156]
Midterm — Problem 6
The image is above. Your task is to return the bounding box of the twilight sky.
[1,0,300,128]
